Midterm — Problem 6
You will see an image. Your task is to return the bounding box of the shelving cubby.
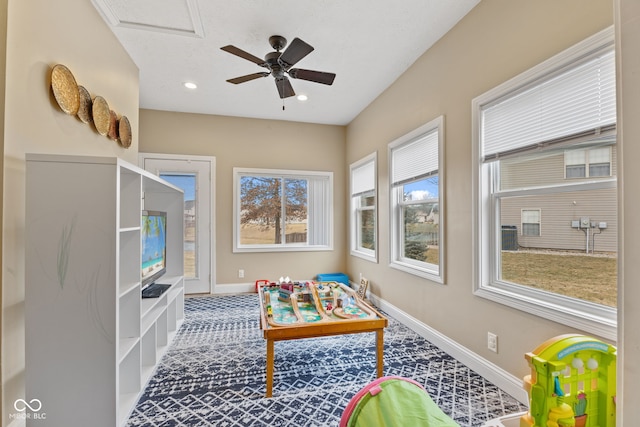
[25,154,184,427]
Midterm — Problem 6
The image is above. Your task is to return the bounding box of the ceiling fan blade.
[288,68,336,85]
[275,77,295,99]
[226,72,270,84]
[220,45,267,67]
[278,38,314,69]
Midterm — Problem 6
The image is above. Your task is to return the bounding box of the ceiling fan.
[221,35,336,99]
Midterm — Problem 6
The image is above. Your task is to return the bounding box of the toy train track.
[261,281,378,327]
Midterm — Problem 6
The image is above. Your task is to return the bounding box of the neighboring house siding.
[500,146,617,253]
[501,152,566,190]
[501,146,617,189]
[501,188,617,252]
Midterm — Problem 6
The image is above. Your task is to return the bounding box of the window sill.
[389,260,443,284]
[234,245,332,253]
[474,284,616,341]
[350,249,377,263]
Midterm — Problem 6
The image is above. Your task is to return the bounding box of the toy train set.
[259,279,378,327]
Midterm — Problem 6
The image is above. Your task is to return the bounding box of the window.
[565,147,611,178]
[521,209,541,236]
[233,168,332,252]
[350,153,377,261]
[473,28,617,339]
[389,116,444,282]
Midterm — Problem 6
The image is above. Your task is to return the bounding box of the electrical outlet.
[487,332,498,353]
[238,269,244,278]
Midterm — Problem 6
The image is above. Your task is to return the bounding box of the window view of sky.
[404,176,439,200]
[161,174,196,201]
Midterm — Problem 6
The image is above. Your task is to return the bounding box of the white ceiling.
[92,0,479,126]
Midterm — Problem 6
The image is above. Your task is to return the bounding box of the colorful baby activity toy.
[520,334,616,427]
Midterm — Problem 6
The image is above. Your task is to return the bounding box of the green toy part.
[520,334,616,427]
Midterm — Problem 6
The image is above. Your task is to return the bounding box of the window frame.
[472,27,616,341]
[388,116,445,283]
[233,167,333,253]
[350,152,378,262]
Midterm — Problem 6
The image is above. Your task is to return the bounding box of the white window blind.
[481,48,616,162]
[307,176,331,246]
[351,160,375,196]
[391,129,439,186]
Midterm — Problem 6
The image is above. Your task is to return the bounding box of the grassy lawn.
[501,251,617,307]
[240,223,307,244]
[184,223,195,277]
[233,223,618,308]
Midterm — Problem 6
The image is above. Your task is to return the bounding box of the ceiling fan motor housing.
[265,51,284,78]
[269,35,287,51]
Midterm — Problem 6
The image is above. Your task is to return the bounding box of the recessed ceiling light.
[297,94,308,101]
[183,82,197,89]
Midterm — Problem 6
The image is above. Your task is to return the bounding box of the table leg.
[266,339,274,397]
[376,329,384,378]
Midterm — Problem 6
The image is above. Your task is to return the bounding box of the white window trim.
[233,167,333,253]
[388,116,445,283]
[350,152,378,262]
[472,27,616,341]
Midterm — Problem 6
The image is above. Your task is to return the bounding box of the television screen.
[141,210,167,288]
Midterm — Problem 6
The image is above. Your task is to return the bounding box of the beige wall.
[0,0,5,422]
[4,0,640,424]
[617,0,640,422]
[138,110,347,285]
[1,0,139,423]
[346,0,613,383]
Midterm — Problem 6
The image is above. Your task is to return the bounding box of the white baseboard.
[366,291,529,405]
[213,282,255,294]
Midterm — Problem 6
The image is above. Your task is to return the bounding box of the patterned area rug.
[127,294,525,426]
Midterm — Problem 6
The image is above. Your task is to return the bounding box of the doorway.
[140,153,215,294]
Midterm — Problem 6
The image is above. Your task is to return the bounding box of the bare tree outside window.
[240,176,308,245]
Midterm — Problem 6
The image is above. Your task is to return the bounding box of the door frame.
[139,153,216,294]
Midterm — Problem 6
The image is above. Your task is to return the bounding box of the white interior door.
[140,154,215,294]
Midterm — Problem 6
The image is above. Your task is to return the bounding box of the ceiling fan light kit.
[221,35,336,101]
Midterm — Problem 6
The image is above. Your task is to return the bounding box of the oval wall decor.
[77,86,93,124]
[118,116,132,148]
[92,96,110,137]
[107,110,118,141]
[51,64,80,115]
[49,64,132,148]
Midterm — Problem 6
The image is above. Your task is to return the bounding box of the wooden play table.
[257,280,387,397]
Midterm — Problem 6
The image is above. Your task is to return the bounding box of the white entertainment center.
[25,154,185,427]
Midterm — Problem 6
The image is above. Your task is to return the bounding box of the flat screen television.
[141,210,167,288]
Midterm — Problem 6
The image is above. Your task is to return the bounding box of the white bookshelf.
[25,154,184,427]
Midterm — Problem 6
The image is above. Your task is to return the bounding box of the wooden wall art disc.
[77,86,92,124]
[118,116,132,148]
[51,64,80,115]
[92,96,110,136]
[107,110,118,140]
